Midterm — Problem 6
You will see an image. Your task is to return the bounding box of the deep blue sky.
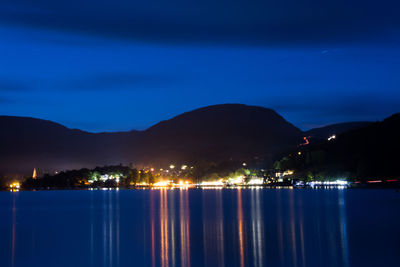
[1,0,399,132]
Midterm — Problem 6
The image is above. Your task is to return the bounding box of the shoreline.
[2,184,399,192]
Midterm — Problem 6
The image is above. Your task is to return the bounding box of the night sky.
[1,0,399,132]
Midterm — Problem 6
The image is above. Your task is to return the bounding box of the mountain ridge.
[0,104,386,176]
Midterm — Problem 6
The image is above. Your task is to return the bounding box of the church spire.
[33,168,37,179]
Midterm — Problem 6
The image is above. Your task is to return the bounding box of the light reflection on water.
[1,188,400,267]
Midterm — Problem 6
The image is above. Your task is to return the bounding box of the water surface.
[1,188,399,267]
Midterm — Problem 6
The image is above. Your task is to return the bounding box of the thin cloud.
[67,73,176,91]
[0,79,30,92]
[0,96,15,104]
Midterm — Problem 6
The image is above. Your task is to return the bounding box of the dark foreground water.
[1,188,400,267]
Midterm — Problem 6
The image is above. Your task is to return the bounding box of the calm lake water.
[1,188,400,267]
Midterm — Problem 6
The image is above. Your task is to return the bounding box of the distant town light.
[170,165,175,169]
[227,176,244,185]
[307,180,348,187]
[153,181,170,187]
[181,165,187,170]
[283,170,294,176]
[242,162,247,166]
[328,135,336,141]
[247,178,264,185]
[200,180,224,186]
[9,182,20,189]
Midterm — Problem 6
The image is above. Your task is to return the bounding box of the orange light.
[9,182,20,189]
[153,181,170,187]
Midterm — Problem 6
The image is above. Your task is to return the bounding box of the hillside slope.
[0,104,303,175]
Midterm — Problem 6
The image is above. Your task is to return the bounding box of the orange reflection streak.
[180,191,184,266]
[180,189,191,267]
[11,193,16,267]
[237,189,245,267]
[160,189,169,267]
[170,192,175,267]
[185,190,190,267]
[216,190,224,267]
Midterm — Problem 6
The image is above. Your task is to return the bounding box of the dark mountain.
[305,121,373,139]
[0,104,303,175]
[133,104,303,165]
[329,113,400,179]
[0,116,138,175]
[276,113,400,180]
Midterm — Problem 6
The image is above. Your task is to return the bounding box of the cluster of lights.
[276,170,295,178]
[153,181,172,187]
[199,177,266,187]
[177,180,191,186]
[226,176,244,185]
[151,180,194,188]
[9,182,20,189]
[200,180,224,186]
[247,178,264,185]
[308,180,348,187]
[89,173,122,184]
[283,170,294,176]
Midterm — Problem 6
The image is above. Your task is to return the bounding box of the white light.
[247,178,264,185]
[153,181,170,187]
[328,135,336,141]
[227,176,244,185]
[307,180,348,187]
[200,180,224,186]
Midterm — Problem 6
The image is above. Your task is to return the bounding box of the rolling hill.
[0,104,303,175]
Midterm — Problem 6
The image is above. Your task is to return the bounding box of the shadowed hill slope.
[0,104,304,175]
[133,104,303,165]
